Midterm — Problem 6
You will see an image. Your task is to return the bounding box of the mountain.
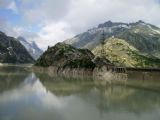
[92,38,160,68]
[0,31,34,63]
[64,20,160,68]
[17,37,43,60]
[35,42,95,69]
[64,20,160,58]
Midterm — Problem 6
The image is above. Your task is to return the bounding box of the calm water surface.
[0,65,160,120]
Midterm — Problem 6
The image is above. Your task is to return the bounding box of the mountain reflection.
[0,71,160,120]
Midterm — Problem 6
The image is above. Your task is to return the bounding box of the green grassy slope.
[92,38,160,68]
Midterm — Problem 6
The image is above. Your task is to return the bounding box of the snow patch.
[147,25,160,34]
[112,24,130,29]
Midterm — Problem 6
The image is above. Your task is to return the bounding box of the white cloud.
[35,21,74,50]
[20,0,71,24]
[0,20,21,37]
[0,0,10,8]
[63,0,160,33]
[7,1,18,14]
[0,0,18,14]
[0,0,160,50]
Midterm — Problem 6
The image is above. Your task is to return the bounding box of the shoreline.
[0,64,160,73]
[32,66,160,78]
[0,63,33,68]
[126,67,160,72]
[32,66,94,77]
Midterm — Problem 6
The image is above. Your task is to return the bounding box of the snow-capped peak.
[17,36,43,60]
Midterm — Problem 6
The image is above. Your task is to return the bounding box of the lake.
[0,65,160,120]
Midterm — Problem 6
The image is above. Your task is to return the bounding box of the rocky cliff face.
[17,37,43,60]
[0,32,34,63]
[35,43,95,69]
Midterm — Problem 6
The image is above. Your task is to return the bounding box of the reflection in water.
[0,66,30,93]
[0,66,160,120]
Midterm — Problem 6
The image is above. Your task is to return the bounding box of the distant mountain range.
[0,31,34,63]
[17,37,43,60]
[64,20,160,68]
[1,20,160,68]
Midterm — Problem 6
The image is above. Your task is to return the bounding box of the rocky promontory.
[34,43,100,76]
[34,42,118,76]
[35,42,95,68]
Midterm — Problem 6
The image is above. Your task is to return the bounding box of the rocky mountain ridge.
[64,20,160,58]
[64,20,160,68]
[0,31,34,63]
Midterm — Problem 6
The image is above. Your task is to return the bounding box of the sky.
[0,0,160,50]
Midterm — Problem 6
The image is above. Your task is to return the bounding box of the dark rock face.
[0,32,34,63]
[35,43,95,69]
[92,57,114,67]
